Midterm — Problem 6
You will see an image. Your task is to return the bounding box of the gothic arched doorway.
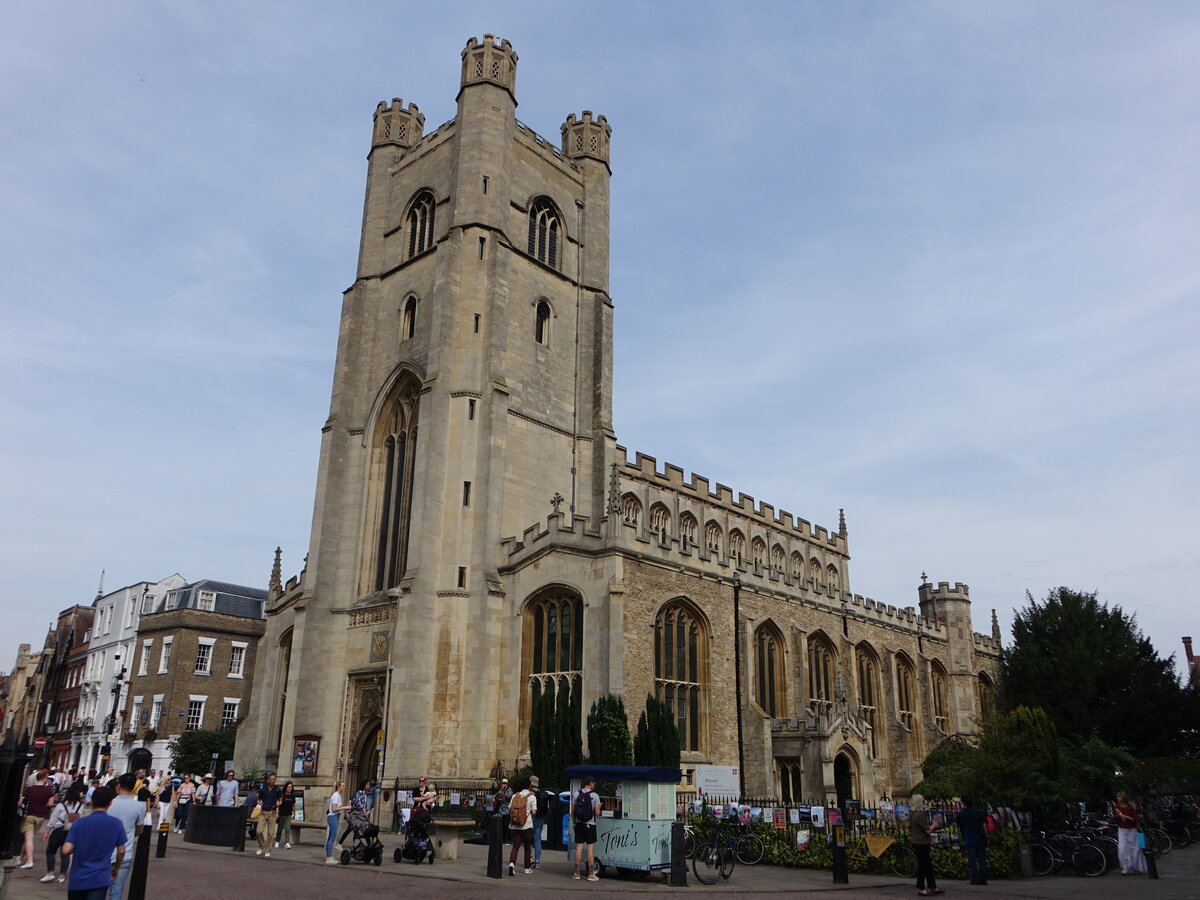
[349,718,381,789]
[833,751,857,809]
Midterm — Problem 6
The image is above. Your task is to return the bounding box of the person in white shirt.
[506,780,537,876]
[325,781,350,864]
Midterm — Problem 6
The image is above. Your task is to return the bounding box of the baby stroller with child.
[394,806,435,864]
[340,808,384,866]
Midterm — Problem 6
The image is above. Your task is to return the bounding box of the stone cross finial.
[920,571,928,585]
[550,492,564,513]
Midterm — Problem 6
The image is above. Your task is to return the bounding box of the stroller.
[394,806,435,864]
[340,808,384,866]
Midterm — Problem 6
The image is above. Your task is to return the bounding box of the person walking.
[507,779,537,875]
[61,785,127,900]
[40,783,84,884]
[529,775,551,869]
[215,770,240,807]
[572,775,600,882]
[337,779,372,847]
[325,781,350,864]
[19,769,57,869]
[174,775,195,833]
[194,774,214,807]
[1113,791,1146,875]
[108,774,145,900]
[909,795,943,896]
[955,797,988,885]
[256,773,283,858]
[275,782,296,849]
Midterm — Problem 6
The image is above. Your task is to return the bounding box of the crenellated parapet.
[562,111,611,169]
[500,512,606,563]
[460,34,518,99]
[372,98,424,149]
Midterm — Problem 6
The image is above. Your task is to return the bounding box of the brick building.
[119,579,265,773]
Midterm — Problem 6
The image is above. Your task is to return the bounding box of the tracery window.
[620,493,641,528]
[856,644,881,758]
[807,634,836,715]
[370,379,420,592]
[679,513,698,548]
[754,621,786,717]
[977,672,995,719]
[655,600,707,752]
[729,530,746,565]
[809,558,821,586]
[406,190,436,258]
[771,544,785,575]
[751,537,766,568]
[827,564,841,592]
[791,551,804,581]
[896,654,917,734]
[704,521,722,556]
[931,662,950,733]
[527,197,561,268]
[535,299,551,344]
[649,503,670,539]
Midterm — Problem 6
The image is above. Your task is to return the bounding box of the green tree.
[528,681,582,789]
[633,694,680,768]
[168,724,237,776]
[586,694,632,766]
[1003,588,1186,756]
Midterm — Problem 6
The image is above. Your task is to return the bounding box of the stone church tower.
[239,35,1002,807]
[238,35,616,785]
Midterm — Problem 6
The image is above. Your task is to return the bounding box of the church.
[236,35,1002,809]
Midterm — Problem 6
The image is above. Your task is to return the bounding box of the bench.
[290,820,327,844]
[429,818,476,861]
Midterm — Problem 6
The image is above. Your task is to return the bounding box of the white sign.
[694,765,739,798]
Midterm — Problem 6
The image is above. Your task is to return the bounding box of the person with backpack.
[572,774,600,882]
[528,775,552,869]
[507,779,537,876]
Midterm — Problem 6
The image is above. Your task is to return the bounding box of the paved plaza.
[4,831,1199,900]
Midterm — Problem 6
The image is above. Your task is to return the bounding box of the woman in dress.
[909,795,943,896]
[1113,791,1146,875]
[325,780,350,865]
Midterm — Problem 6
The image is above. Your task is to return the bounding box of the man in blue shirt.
[63,785,127,900]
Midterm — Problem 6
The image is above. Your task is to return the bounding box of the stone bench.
[290,820,326,844]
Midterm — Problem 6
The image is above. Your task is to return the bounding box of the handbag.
[250,804,262,820]
[1136,830,1146,849]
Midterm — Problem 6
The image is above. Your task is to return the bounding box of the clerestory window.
[406,190,436,258]
[527,197,561,268]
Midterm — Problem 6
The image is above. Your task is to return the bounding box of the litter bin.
[540,792,565,851]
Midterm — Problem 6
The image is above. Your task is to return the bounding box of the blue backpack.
[573,789,594,824]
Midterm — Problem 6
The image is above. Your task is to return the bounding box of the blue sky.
[2,1,1197,677]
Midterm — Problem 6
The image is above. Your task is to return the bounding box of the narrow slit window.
[457,567,467,588]
[478,236,485,259]
[482,176,489,194]
[473,314,480,333]
[535,300,551,345]
[463,481,471,507]
[467,398,476,420]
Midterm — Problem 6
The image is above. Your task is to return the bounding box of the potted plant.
[143,728,159,743]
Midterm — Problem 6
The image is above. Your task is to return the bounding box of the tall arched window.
[522,588,583,746]
[401,296,417,341]
[931,661,950,734]
[826,564,841,593]
[754,621,787,717]
[406,190,436,258]
[729,530,746,565]
[791,552,804,581]
[856,644,881,758]
[751,537,766,567]
[807,633,836,714]
[649,503,670,539]
[704,521,722,556]
[527,197,561,267]
[896,653,917,736]
[679,513,698,549]
[771,544,785,574]
[655,600,707,752]
[977,672,995,719]
[620,493,641,528]
[535,299,551,344]
[369,378,420,592]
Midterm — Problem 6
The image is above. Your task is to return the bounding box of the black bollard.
[126,821,153,900]
[232,807,248,852]
[830,825,849,885]
[486,812,505,878]
[669,821,688,886]
[156,821,169,858]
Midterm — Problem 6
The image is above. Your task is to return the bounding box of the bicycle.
[692,820,737,884]
[845,833,918,878]
[684,814,765,865]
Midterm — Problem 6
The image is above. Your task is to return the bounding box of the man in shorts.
[19,770,56,868]
[572,775,600,882]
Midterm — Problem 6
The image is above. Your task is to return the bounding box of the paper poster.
[809,806,824,828]
[827,807,842,827]
[796,806,812,825]
[773,808,786,828]
[789,807,801,825]
[796,829,811,850]
[450,792,461,806]
[747,807,760,824]
[894,803,910,822]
